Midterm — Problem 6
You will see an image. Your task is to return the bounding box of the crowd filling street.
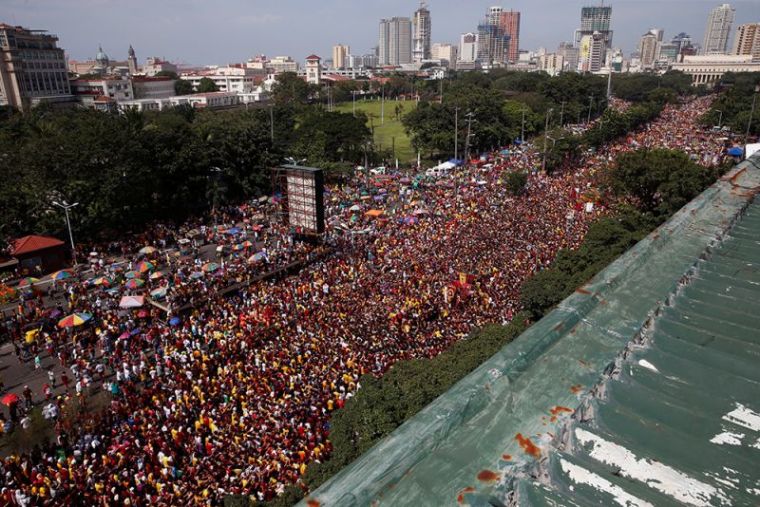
[0,96,730,505]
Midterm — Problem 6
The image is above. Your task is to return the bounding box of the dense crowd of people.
[0,96,730,506]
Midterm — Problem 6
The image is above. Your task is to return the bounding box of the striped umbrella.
[18,277,40,288]
[149,271,164,280]
[136,261,155,273]
[202,262,220,273]
[91,276,112,287]
[124,271,141,279]
[57,312,92,328]
[138,246,157,255]
[124,279,145,289]
[51,269,74,281]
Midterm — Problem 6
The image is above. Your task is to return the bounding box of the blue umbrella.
[727,147,744,157]
[226,227,242,235]
[169,317,181,326]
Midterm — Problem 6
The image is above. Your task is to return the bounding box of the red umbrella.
[2,393,19,405]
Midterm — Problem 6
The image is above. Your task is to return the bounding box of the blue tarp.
[727,146,744,156]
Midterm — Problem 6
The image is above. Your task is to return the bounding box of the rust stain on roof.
[476,470,500,482]
[515,433,541,458]
[457,486,476,503]
[576,287,592,295]
[570,384,584,394]
[306,499,321,507]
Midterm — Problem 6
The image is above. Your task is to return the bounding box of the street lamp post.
[542,108,553,172]
[52,200,79,266]
[715,109,723,129]
[454,107,459,161]
[521,108,526,145]
[587,96,594,124]
[744,85,760,143]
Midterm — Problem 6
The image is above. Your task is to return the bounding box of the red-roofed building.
[10,235,66,274]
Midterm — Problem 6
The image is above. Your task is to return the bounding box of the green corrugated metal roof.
[300,155,760,507]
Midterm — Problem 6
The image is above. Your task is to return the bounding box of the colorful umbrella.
[137,309,149,318]
[57,312,92,328]
[1,393,19,406]
[150,287,167,299]
[124,271,141,279]
[138,246,157,255]
[149,271,164,280]
[242,240,254,248]
[169,317,181,326]
[119,295,145,308]
[124,279,145,289]
[189,272,204,280]
[18,277,40,288]
[51,269,74,281]
[91,276,112,287]
[136,261,155,273]
[248,252,266,263]
[225,227,242,235]
[202,262,220,273]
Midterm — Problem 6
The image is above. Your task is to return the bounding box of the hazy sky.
[4,0,760,66]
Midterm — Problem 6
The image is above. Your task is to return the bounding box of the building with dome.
[93,45,110,75]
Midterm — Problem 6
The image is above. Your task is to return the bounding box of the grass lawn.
[335,99,417,165]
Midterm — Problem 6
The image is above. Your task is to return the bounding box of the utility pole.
[381,84,385,125]
[745,85,760,144]
[52,200,79,266]
[454,107,459,161]
[587,95,594,124]
[464,111,475,161]
[439,78,444,104]
[559,101,566,127]
[716,109,723,129]
[542,108,553,172]
[521,108,526,144]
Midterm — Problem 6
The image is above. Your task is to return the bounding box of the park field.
[335,98,417,165]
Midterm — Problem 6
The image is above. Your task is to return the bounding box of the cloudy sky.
[4,0,759,65]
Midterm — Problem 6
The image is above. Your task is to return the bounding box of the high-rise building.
[671,32,693,54]
[0,23,72,110]
[127,45,138,75]
[459,33,478,62]
[578,31,605,72]
[379,17,412,66]
[639,29,662,69]
[477,6,510,66]
[332,44,350,69]
[702,3,735,54]
[557,42,579,72]
[499,10,521,62]
[574,5,613,63]
[733,23,760,61]
[431,43,458,68]
[412,1,432,63]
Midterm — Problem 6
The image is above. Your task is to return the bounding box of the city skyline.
[4,0,760,66]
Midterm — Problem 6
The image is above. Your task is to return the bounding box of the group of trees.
[520,148,729,320]
[399,70,694,161]
[0,101,371,244]
[700,72,760,136]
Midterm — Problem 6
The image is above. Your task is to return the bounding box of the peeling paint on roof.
[575,428,729,506]
[722,403,760,432]
[559,458,654,507]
